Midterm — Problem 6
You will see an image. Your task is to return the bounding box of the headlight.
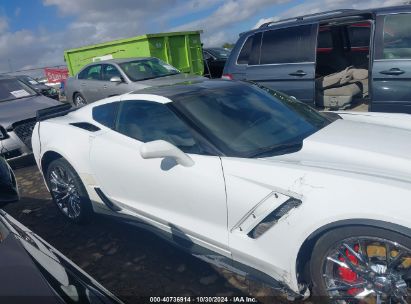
[0,126,9,140]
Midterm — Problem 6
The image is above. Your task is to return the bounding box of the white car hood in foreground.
[271,119,411,182]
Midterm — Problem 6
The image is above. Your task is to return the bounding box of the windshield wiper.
[247,141,303,158]
[136,72,180,82]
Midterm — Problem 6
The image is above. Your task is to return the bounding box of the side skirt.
[94,188,304,299]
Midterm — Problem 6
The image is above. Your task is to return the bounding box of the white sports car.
[32,80,411,302]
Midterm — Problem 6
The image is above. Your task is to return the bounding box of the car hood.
[136,73,206,87]
[269,119,411,182]
[0,95,60,128]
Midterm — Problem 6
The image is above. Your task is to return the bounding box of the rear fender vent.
[70,122,100,132]
[248,198,302,239]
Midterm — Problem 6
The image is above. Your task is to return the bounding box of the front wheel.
[310,226,411,303]
[46,158,93,223]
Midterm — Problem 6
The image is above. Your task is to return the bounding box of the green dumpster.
[64,31,204,76]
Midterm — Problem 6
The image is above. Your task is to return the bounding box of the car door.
[372,12,411,113]
[245,24,318,105]
[77,64,103,102]
[100,64,130,98]
[89,98,230,256]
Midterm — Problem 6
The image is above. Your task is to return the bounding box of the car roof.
[243,5,411,36]
[129,79,248,101]
[85,57,154,65]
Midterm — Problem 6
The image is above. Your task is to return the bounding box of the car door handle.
[289,70,307,77]
[103,85,108,89]
[380,68,405,75]
[81,83,86,86]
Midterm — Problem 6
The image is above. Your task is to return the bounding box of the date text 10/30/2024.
[149,296,258,303]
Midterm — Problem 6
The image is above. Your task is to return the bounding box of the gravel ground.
[4,157,290,303]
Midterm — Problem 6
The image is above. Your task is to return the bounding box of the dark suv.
[223,5,411,113]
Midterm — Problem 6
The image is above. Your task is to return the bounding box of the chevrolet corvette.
[32,80,411,302]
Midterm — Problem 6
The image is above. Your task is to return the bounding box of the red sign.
[44,67,69,83]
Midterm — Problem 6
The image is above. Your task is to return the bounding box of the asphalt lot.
[4,157,289,304]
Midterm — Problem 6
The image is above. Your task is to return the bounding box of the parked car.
[0,157,123,304]
[16,75,59,100]
[223,5,411,113]
[0,210,124,303]
[33,79,411,302]
[65,57,205,107]
[0,156,19,206]
[203,48,231,78]
[0,76,62,161]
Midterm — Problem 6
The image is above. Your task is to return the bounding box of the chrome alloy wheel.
[49,166,81,219]
[74,94,86,107]
[322,237,411,303]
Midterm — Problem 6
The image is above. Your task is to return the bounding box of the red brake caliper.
[338,244,362,295]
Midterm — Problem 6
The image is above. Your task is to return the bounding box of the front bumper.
[0,119,35,162]
[0,132,32,160]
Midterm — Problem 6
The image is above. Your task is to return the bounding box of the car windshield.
[21,76,40,85]
[0,78,37,102]
[172,82,332,158]
[119,58,180,82]
[208,48,231,59]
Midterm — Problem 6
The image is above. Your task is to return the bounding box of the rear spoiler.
[36,104,75,122]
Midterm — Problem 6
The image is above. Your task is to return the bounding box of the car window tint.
[92,102,119,128]
[348,26,370,48]
[383,14,411,59]
[0,78,37,102]
[116,100,199,154]
[102,65,122,81]
[237,35,253,64]
[260,25,316,64]
[173,83,328,157]
[318,29,333,48]
[78,65,101,80]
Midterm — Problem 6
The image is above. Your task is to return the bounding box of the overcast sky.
[0,0,406,76]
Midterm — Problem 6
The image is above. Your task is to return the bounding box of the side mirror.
[140,140,194,167]
[110,76,122,83]
[0,158,20,206]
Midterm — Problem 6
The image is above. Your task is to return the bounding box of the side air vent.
[94,188,122,212]
[248,198,302,239]
[70,122,100,132]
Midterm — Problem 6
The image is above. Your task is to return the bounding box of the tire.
[73,93,87,107]
[46,158,93,224]
[310,226,411,302]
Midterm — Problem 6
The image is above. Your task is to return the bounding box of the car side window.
[78,65,102,80]
[318,28,333,49]
[382,14,411,59]
[92,102,119,129]
[102,64,122,81]
[237,35,253,64]
[260,24,316,64]
[116,100,200,154]
[348,25,370,48]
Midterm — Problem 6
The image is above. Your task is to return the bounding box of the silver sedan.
[66,57,205,106]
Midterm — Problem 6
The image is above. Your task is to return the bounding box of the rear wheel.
[310,226,411,303]
[73,93,87,107]
[46,158,92,223]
